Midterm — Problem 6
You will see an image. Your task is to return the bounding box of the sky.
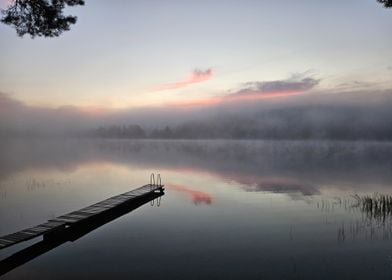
[0,0,392,112]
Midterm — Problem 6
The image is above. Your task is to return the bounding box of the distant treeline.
[93,125,147,139]
[91,123,392,140]
[91,105,392,140]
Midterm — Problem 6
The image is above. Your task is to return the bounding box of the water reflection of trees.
[2,139,392,195]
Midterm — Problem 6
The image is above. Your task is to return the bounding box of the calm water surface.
[1,139,392,279]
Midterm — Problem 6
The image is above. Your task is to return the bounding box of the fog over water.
[1,139,392,193]
[2,90,392,140]
[1,139,392,279]
[3,89,392,278]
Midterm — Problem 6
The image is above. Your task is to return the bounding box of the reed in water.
[353,194,392,222]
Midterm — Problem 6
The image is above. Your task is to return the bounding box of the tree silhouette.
[1,0,84,37]
[378,0,392,8]
[0,0,390,38]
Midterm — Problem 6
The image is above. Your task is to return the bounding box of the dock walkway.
[0,182,164,250]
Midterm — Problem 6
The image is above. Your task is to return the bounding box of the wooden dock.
[0,182,164,251]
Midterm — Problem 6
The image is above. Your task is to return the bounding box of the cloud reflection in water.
[167,184,213,205]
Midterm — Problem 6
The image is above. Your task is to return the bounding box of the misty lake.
[1,139,392,279]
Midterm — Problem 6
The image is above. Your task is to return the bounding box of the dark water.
[1,139,392,279]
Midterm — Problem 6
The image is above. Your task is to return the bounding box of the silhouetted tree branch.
[0,0,389,39]
[1,0,84,37]
[378,0,392,8]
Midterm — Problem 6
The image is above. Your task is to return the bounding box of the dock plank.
[0,184,164,250]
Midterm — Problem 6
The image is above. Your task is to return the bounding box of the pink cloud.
[168,76,319,108]
[157,68,213,91]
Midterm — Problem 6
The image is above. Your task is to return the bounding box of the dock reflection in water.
[0,191,164,277]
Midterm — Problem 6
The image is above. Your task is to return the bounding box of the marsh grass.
[353,194,392,223]
[316,194,392,242]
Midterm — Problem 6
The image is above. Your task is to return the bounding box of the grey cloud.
[336,80,373,89]
[0,93,93,136]
[230,76,320,97]
[0,93,23,108]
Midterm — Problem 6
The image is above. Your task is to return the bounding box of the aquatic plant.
[353,193,392,223]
